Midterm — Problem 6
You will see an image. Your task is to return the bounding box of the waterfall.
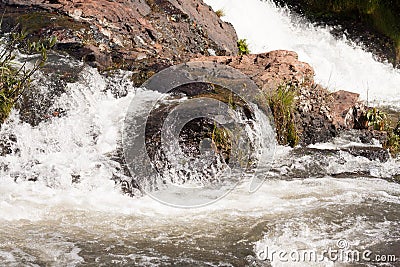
[0,1,399,266]
[205,0,400,109]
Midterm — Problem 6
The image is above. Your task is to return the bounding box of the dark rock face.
[342,146,390,163]
[0,0,238,72]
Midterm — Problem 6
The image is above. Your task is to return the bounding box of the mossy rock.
[16,12,90,36]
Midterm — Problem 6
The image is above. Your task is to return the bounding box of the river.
[0,0,399,266]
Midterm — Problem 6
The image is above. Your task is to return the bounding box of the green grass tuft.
[237,39,250,55]
[265,83,299,147]
[384,119,400,158]
[215,9,225,18]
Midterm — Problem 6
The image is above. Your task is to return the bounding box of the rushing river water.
[0,0,400,266]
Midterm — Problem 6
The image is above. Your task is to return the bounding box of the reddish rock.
[0,0,238,70]
[328,90,360,129]
[193,50,314,92]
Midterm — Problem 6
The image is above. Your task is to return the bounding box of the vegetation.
[365,107,388,131]
[0,25,56,124]
[384,118,400,157]
[362,107,400,157]
[265,83,299,147]
[237,39,250,55]
[386,130,400,157]
[276,0,400,64]
[215,9,225,18]
[211,122,232,157]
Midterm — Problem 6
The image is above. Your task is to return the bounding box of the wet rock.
[358,130,389,145]
[0,134,17,156]
[342,146,390,163]
[16,53,84,126]
[295,84,338,145]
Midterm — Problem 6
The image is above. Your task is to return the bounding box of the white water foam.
[204,0,400,108]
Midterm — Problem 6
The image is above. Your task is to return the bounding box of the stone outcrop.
[193,50,315,91]
[0,0,238,73]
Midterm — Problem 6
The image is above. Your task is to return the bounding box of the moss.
[16,12,90,36]
[237,39,250,55]
[264,83,299,147]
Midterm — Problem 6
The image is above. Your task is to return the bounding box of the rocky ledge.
[0,0,237,77]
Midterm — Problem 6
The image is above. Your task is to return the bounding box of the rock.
[328,90,360,129]
[193,50,315,91]
[342,146,390,163]
[0,0,238,71]
[0,0,389,158]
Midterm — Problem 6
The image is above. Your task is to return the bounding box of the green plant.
[394,119,400,136]
[237,39,250,55]
[384,119,400,157]
[385,131,400,157]
[365,107,388,131]
[0,24,56,124]
[211,123,232,153]
[215,9,225,18]
[265,83,299,147]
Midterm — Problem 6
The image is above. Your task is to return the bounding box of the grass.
[215,9,225,18]
[385,131,400,157]
[237,39,250,55]
[361,107,400,157]
[211,122,232,155]
[264,83,299,147]
[365,107,388,131]
[384,119,400,157]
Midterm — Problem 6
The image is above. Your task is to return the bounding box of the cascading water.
[205,0,400,109]
[0,0,399,266]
